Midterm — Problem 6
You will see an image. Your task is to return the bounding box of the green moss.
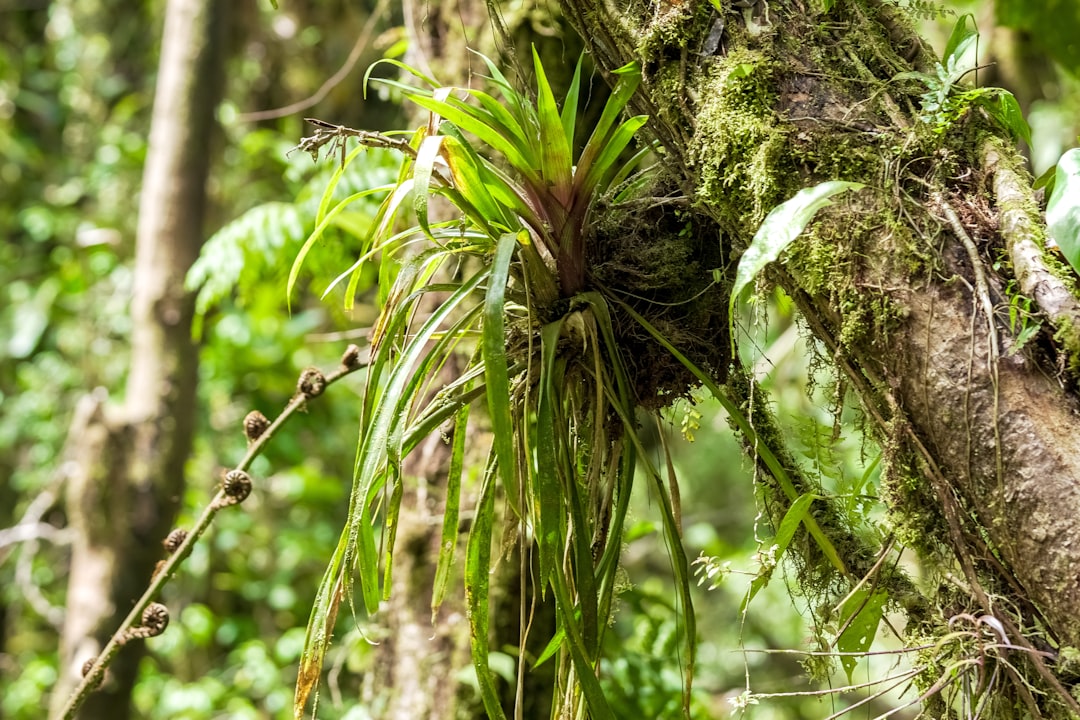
[691,49,793,229]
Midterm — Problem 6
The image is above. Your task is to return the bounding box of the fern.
[880,0,948,21]
[186,147,399,335]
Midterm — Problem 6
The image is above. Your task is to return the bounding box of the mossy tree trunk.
[49,1,228,717]
[559,0,1080,712]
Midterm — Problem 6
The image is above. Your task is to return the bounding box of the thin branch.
[54,345,369,720]
[0,522,71,552]
[983,138,1080,353]
[236,0,393,123]
[0,486,66,563]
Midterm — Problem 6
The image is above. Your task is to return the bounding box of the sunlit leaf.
[837,588,888,683]
[532,47,574,200]
[1048,148,1080,273]
[976,90,1031,146]
[943,13,978,71]
[729,180,865,319]
[741,494,817,612]
[483,233,521,516]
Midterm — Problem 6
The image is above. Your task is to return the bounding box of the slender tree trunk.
[49,1,228,717]
[559,0,1080,691]
[358,4,569,716]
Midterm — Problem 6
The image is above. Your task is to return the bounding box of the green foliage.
[729,180,865,326]
[895,14,1032,144]
[1047,148,1080,271]
[835,587,888,683]
[882,0,949,21]
[288,50,702,720]
[187,147,399,331]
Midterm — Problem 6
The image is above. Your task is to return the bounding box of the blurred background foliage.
[2,0,1079,718]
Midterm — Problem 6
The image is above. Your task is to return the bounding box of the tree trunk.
[49,1,228,717]
[559,0,1080,710]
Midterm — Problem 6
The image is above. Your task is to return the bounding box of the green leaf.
[464,464,508,720]
[1033,163,1057,194]
[483,233,522,516]
[413,134,445,237]
[561,56,584,152]
[730,181,864,321]
[976,90,1031,146]
[1049,148,1080,272]
[943,13,978,70]
[532,46,574,199]
[364,57,439,97]
[836,588,888,683]
[576,115,649,203]
[577,62,642,186]
[407,94,534,175]
[535,319,566,595]
[741,494,816,612]
[432,402,469,619]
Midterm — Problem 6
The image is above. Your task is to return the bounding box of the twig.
[53,345,369,720]
[0,521,71,551]
[292,121,418,166]
[983,138,1080,353]
[0,486,67,563]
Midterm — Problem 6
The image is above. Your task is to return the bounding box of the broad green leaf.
[836,588,888,683]
[440,136,507,233]
[1048,148,1080,273]
[483,233,521,516]
[467,89,533,162]
[943,13,978,70]
[729,180,865,320]
[740,494,816,612]
[407,94,533,174]
[977,90,1031,146]
[577,62,642,183]
[575,115,649,202]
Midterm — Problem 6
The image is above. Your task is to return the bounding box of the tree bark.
[559,0,1080,699]
[49,1,228,717]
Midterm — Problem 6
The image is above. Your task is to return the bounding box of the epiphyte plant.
[289,49,697,720]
